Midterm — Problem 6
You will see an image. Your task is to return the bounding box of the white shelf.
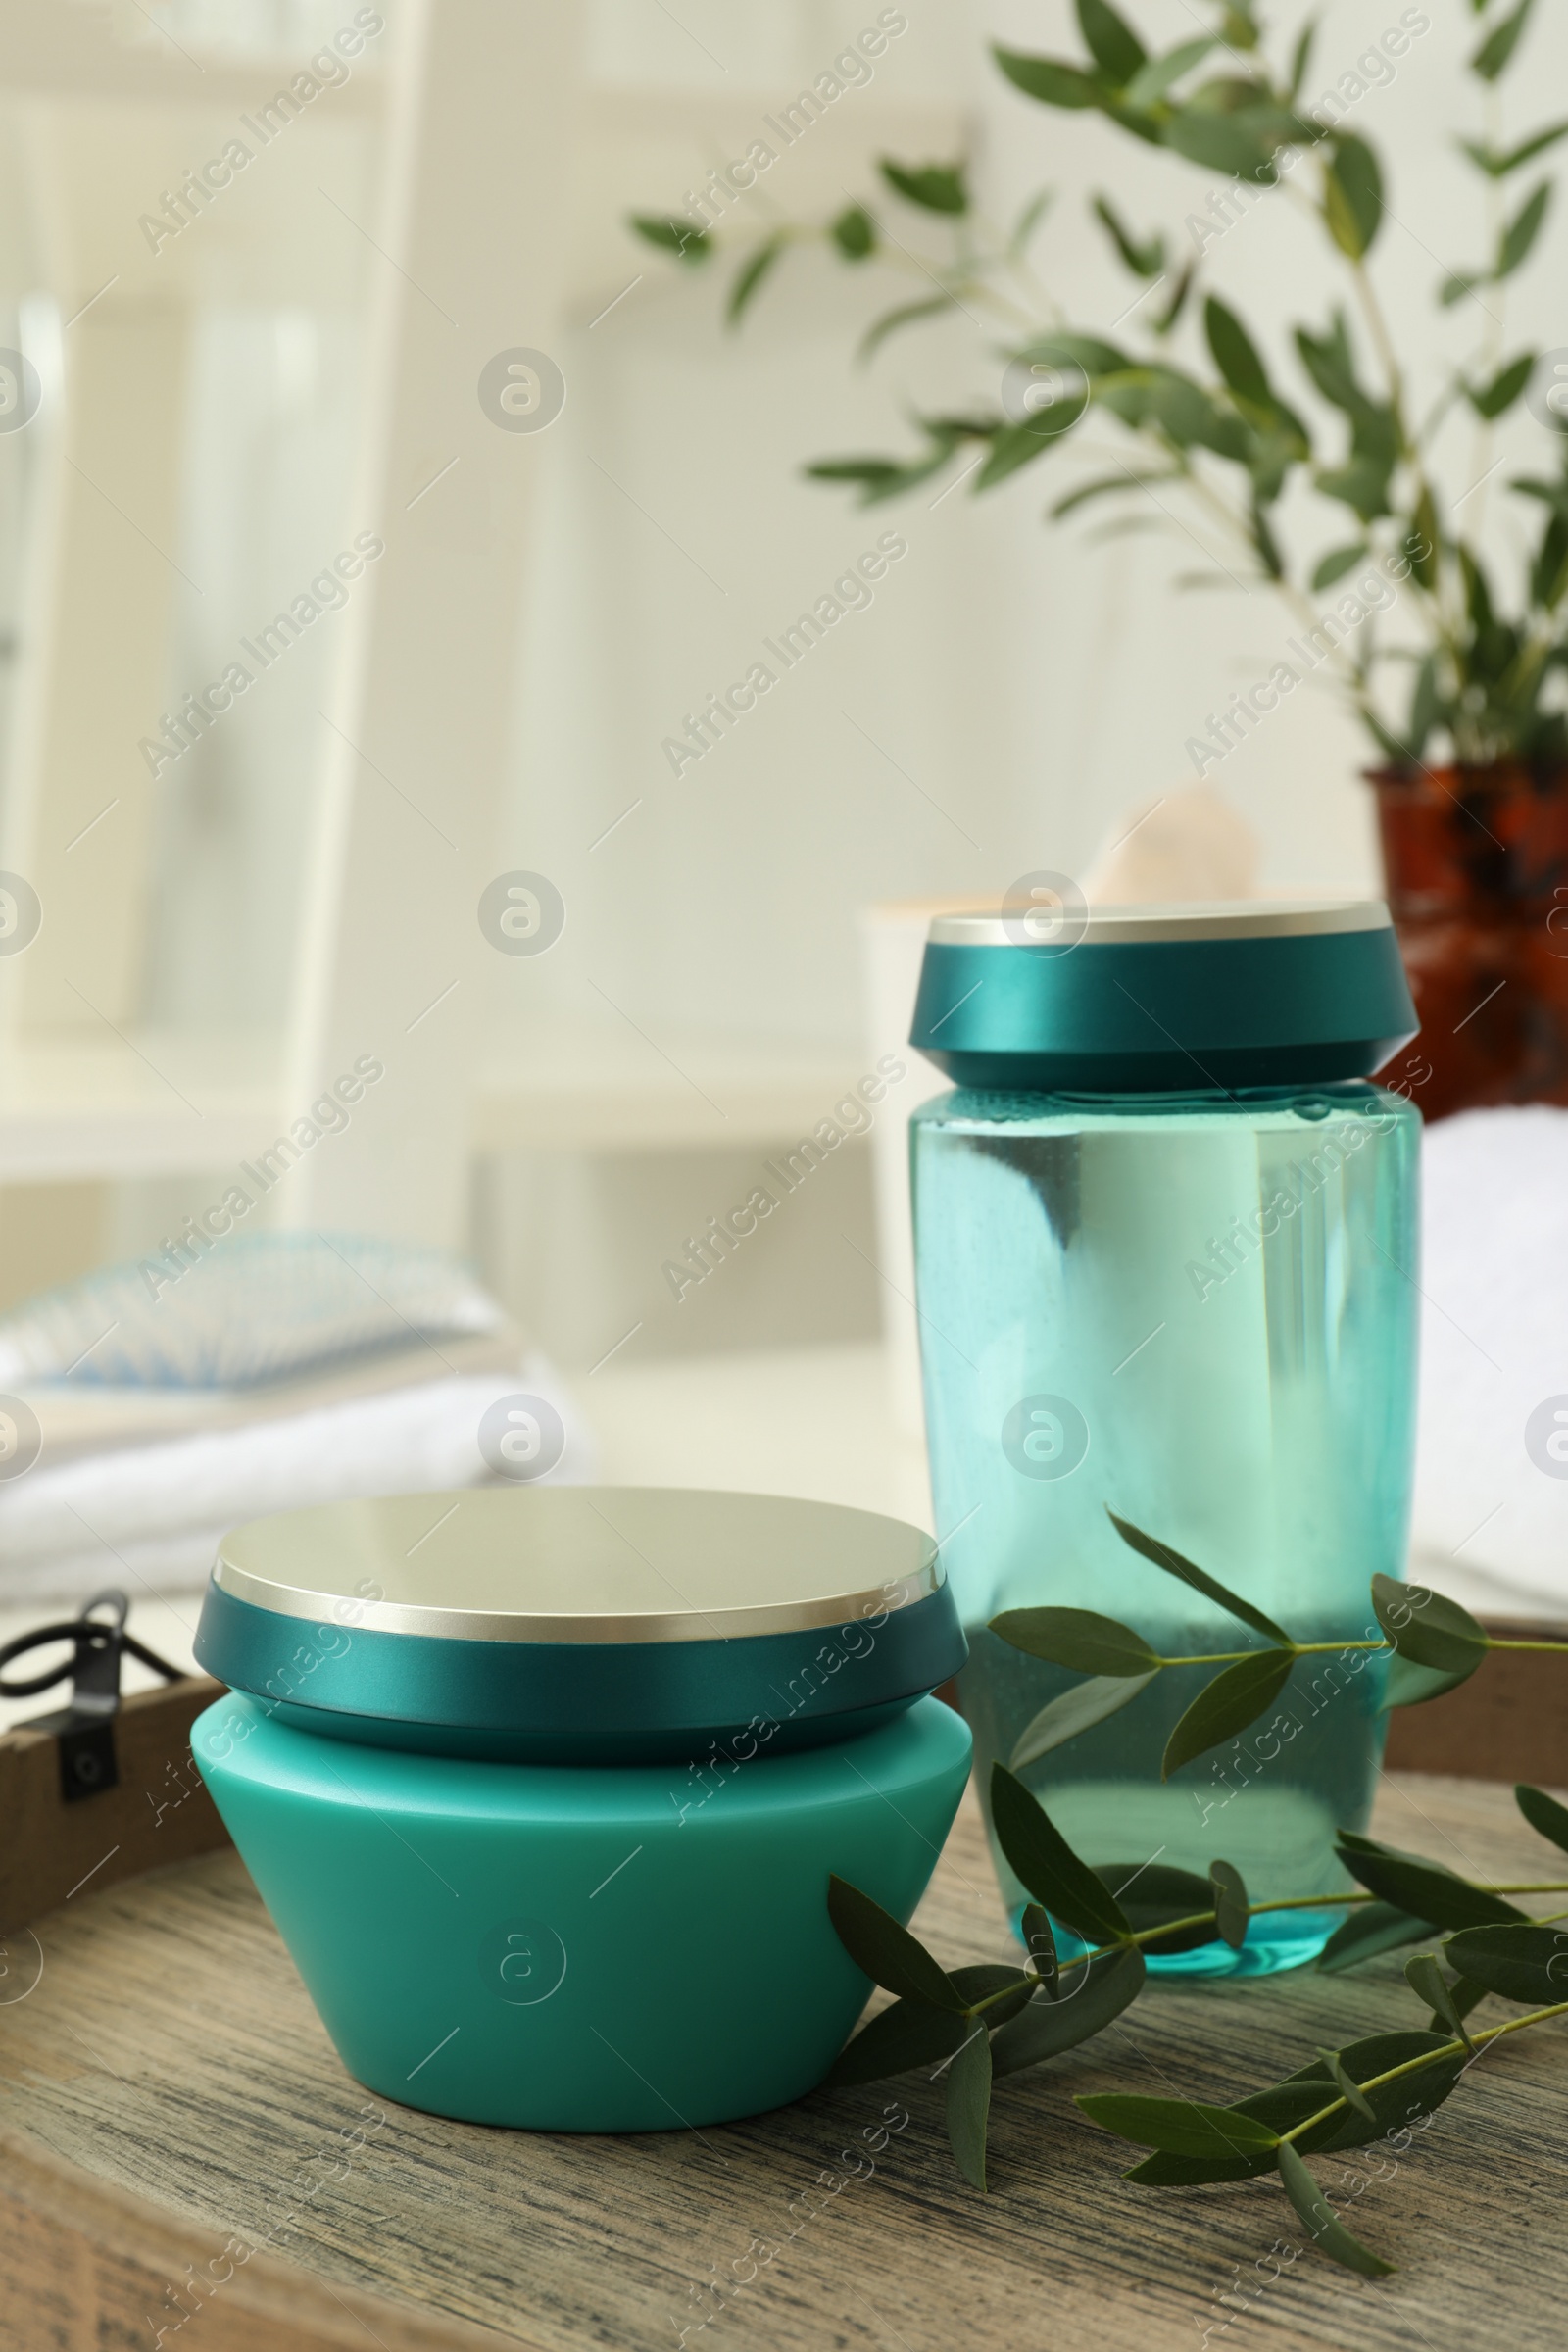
[0,1021,870,1177]
[475,1015,867,1153]
[0,1035,282,1182]
[0,15,384,109]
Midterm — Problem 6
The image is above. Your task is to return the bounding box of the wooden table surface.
[4,1767,1567,2352]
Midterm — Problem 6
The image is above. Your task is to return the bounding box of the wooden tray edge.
[1384,1616,1568,1784]
[0,2119,533,2352]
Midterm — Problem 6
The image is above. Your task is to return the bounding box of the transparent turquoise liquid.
[911,1084,1420,1975]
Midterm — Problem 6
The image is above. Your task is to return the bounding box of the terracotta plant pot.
[1369,762,1568,1121]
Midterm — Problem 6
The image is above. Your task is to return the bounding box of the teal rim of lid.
[193,1486,968,1764]
[910,898,1417,1093]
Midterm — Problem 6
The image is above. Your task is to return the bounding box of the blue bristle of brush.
[0,1232,501,1390]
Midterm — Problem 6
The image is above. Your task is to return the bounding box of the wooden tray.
[4,1665,1567,2352]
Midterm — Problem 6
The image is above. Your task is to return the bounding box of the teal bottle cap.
[194,1486,966,1762]
[911,898,1416,1092]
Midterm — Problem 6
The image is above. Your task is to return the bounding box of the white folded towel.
[1411,1104,1568,1613]
[0,1234,591,1604]
[0,1352,591,1605]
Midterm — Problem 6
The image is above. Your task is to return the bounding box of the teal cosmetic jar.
[191,1487,971,2131]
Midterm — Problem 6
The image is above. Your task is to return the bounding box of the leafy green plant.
[632,0,1568,771]
[820,1515,1568,2272]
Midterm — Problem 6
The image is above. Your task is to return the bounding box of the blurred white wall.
[2,0,1566,1359]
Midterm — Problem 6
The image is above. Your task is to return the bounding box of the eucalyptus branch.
[819,1494,1568,2261]
[1277,1999,1568,2148]
[822,1749,1568,2258]
[991,1507,1519,1782]
[950,1878,1568,2027]
[1152,1635,1568,1666]
[824,1743,1568,2266]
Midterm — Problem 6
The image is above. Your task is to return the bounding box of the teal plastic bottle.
[908,900,1421,1975]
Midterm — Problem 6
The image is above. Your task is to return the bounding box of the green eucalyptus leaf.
[1380,1651,1479,1710]
[1311,542,1369,590]
[1014,330,1130,378]
[990,1943,1145,2074]
[990,1763,1131,1942]
[1513,471,1568,517]
[1277,2141,1396,2277]
[1106,97,1167,145]
[1204,295,1271,405]
[830,204,876,260]
[827,1876,966,2010]
[945,2027,993,2190]
[1287,18,1316,102]
[1317,1899,1436,1972]
[1370,1574,1488,1674]
[1317,2046,1376,2121]
[1087,514,1173,545]
[1404,1953,1476,2049]
[1516,1782,1568,1854]
[1124,36,1215,109]
[803,458,906,503]
[1095,1862,1218,1954]
[1163,105,1278,180]
[1468,352,1535,418]
[1314,456,1395,522]
[1124,2147,1275,2185]
[976,397,1087,490]
[1162,1651,1295,1781]
[1009,1669,1159,1769]
[824,1997,967,2085]
[1009,188,1054,251]
[1443,1920,1568,2005]
[805,416,984,502]
[1323,135,1384,258]
[1283,2029,1465,2151]
[990,1606,1160,1676]
[1462,540,1498,635]
[1210,1858,1250,1949]
[879,158,968,215]
[1335,1843,1527,1933]
[1154,263,1195,335]
[1444,1974,1493,2029]
[1497,180,1551,278]
[726,237,785,325]
[1052,471,1176,519]
[1338,1829,1437,1862]
[1020,1903,1059,1998]
[1294,310,1374,416]
[629,213,710,263]
[1388,651,1443,767]
[1091,193,1163,277]
[948,1963,1036,2028]
[1408,491,1441,588]
[1103,365,1241,440]
[857,294,963,364]
[1460,120,1568,177]
[1076,0,1145,85]
[1106,1512,1292,1644]
[1472,0,1537,82]
[1250,450,1293,533]
[992,46,1105,109]
[1078,2093,1279,2160]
